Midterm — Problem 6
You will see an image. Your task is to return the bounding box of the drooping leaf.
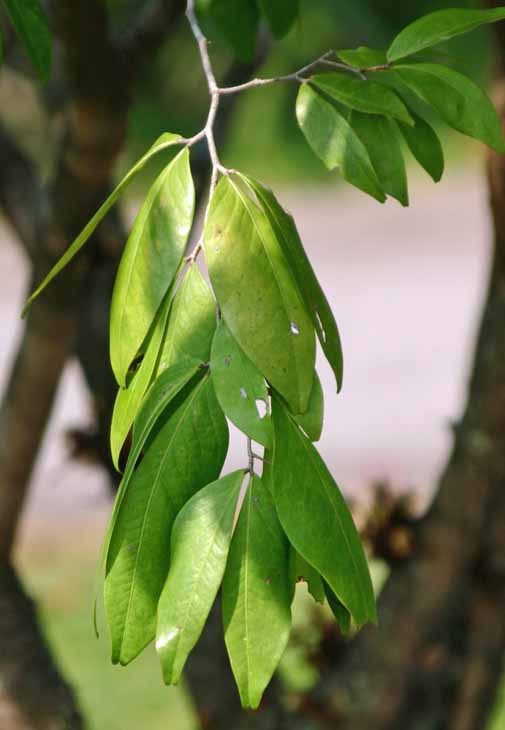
[289,547,325,604]
[155,264,216,377]
[204,175,315,414]
[222,475,291,709]
[110,285,173,471]
[296,84,386,203]
[388,7,505,63]
[398,109,444,183]
[241,177,344,392]
[294,371,324,442]
[271,398,376,627]
[197,0,259,61]
[258,0,299,39]
[22,133,182,317]
[105,375,229,665]
[336,47,388,69]
[211,320,272,447]
[394,63,505,153]
[349,111,409,206]
[1,0,52,81]
[100,358,202,573]
[110,148,195,386]
[324,580,352,635]
[157,470,243,684]
[312,73,413,125]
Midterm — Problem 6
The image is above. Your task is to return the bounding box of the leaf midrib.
[228,178,305,406]
[288,414,370,620]
[116,150,185,377]
[119,376,207,657]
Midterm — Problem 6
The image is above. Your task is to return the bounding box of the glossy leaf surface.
[211,320,272,447]
[296,84,386,203]
[222,475,291,709]
[258,0,298,38]
[271,398,376,627]
[350,111,409,206]
[22,133,182,316]
[157,470,243,684]
[243,177,344,392]
[205,176,315,413]
[156,264,216,376]
[105,375,229,665]
[312,73,414,125]
[395,64,505,152]
[110,288,172,471]
[110,148,195,386]
[388,7,505,62]
[398,109,444,182]
[2,0,51,81]
[100,358,201,573]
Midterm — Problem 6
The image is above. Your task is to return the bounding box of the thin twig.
[186,0,224,191]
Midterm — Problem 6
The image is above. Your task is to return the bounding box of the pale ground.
[0,163,492,551]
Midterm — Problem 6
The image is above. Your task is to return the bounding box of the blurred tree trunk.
[0,1,184,727]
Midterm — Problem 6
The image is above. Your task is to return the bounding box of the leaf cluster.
[20,5,505,709]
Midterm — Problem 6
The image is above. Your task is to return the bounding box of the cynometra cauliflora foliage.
[23,1,505,709]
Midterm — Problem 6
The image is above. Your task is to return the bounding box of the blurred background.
[1,0,504,728]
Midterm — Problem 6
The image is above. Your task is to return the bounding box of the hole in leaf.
[255,399,268,420]
[240,387,247,399]
[290,321,300,336]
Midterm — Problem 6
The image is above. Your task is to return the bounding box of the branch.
[218,52,365,94]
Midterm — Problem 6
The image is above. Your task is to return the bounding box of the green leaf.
[211,320,272,447]
[110,286,173,472]
[349,111,409,207]
[271,398,376,627]
[110,148,195,386]
[100,358,202,574]
[22,133,182,317]
[324,581,352,635]
[394,63,505,153]
[204,176,315,414]
[312,73,413,125]
[388,7,505,63]
[1,0,52,81]
[336,47,388,70]
[241,177,344,392]
[398,109,444,183]
[105,375,229,665]
[289,547,325,604]
[222,475,291,709]
[296,84,386,203]
[258,0,299,39]
[155,264,216,377]
[157,470,244,684]
[197,0,259,61]
[294,371,324,442]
